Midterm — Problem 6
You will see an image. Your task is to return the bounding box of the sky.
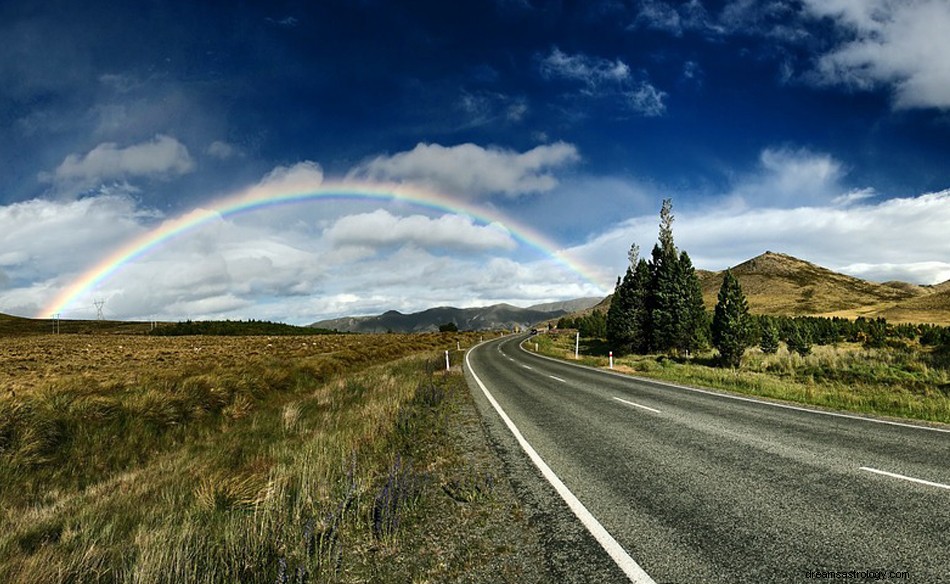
[2,0,950,324]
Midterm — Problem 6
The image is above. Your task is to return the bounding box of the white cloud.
[324,209,517,251]
[632,0,719,36]
[731,147,846,207]
[569,188,950,286]
[0,157,602,323]
[803,0,950,109]
[254,161,324,192]
[538,48,667,116]
[347,142,579,199]
[41,134,195,191]
[540,47,631,88]
[206,140,241,160]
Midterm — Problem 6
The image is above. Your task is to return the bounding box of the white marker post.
[457,340,460,351]
[609,351,614,369]
[445,350,450,371]
[535,342,539,352]
[575,332,580,359]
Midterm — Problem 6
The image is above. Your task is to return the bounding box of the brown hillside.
[573,252,950,326]
[697,252,932,319]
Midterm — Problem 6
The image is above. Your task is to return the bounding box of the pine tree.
[607,244,640,354]
[628,258,652,353]
[607,273,633,353]
[649,242,679,353]
[760,319,780,354]
[675,250,709,354]
[712,270,753,367]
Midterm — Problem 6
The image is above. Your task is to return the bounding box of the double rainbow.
[40,180,608,319]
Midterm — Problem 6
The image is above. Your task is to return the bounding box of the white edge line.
[466,341,656,584]
[613,397,661,414]
[859,466,950,490]
[518,339,950,435]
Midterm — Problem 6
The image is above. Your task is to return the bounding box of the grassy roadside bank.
[530,331,950,426]
[0,333,545,583]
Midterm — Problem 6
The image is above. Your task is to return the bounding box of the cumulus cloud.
[569,188,950,286]
[259,161,324,188]
[324,209,517,251]
[0,156,602,323]
[538,48,667,116]
[802,0,950,109]
[347,142,579,199]
[41,134,195,191]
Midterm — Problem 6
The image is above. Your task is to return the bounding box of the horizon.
[2,1,949,325]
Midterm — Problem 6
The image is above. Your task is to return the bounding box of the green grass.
[534,332,950,425]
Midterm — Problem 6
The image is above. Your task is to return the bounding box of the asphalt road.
[464,334,950,583]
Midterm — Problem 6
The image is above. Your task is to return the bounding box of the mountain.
[527,297,602,313]
[310,303,573,333]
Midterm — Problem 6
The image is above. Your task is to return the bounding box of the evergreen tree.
[649,242,678,353]
[628,258,652,353]
[786,324,812,357]
[607,244,639,354]
[712,270,753,367]
[675,250,709,354]
[760,319,780,354]
[607,274,632,352]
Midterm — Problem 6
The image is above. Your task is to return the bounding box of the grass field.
[532,331,950,426]
[0,331,545,583]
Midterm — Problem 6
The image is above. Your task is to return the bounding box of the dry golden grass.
[0,330,536,583]
[695,252,950,325]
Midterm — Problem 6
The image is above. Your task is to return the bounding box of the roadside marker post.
[575,332,579,359]
[445,350,450,371]
[609,351,613,369]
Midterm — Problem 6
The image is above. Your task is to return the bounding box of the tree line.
[565,199,950,368]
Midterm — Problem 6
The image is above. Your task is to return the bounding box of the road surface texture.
[464,334,950,583]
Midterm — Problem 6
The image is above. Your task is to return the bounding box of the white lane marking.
[549,375,566,382]
[613,397,661,414]
[520,341,950,435]
[466,342,656,584]
[860,467,950,490]
[522,365,533,370]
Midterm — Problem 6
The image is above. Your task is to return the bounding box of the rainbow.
[40,179,608,319]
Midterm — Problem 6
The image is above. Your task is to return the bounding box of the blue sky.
[2,0,949,323]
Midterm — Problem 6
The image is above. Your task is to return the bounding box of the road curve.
[464,334,950,583]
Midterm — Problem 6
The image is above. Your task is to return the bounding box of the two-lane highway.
[465,334,950,583]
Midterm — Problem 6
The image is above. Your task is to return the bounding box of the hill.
[0,313,154,336]
[695,251,933,318]
[311,303,572,333]
[569,252,950,326]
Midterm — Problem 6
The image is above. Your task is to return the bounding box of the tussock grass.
[536,332,950,425]
[1,332,537,583]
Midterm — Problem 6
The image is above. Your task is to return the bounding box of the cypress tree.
[712,270,753,367]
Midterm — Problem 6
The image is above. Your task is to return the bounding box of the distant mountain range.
[584,251,950,326]
[309,298,602,333]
